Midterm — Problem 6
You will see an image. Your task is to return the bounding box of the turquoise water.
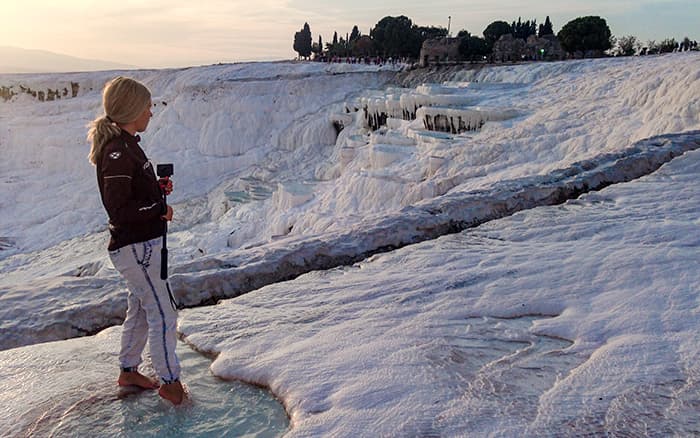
[224,176,275,204]
[8,339,289,437]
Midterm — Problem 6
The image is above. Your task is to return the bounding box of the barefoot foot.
[118,371,159,389]
[159,380,186,405]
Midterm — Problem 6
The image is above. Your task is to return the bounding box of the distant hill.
[0,46,136,74]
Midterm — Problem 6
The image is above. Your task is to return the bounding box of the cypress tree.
[293,22,313,59]
[350,25,361,43]
[539,16,554,36]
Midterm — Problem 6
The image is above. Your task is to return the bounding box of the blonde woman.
[88,76,185,405]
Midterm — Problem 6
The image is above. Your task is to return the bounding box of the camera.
[157,163,174,178]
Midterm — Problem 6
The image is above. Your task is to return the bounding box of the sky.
[1,0,698,69]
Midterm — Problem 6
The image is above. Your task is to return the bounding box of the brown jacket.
[97,131,165,251]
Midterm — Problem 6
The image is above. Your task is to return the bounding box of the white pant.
[109,238,180,383]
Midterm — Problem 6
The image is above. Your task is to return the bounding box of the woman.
[88,76,185,405]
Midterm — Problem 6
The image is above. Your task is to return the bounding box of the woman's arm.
[100,145,165,223]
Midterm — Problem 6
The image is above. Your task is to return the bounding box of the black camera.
[157,163,174,178]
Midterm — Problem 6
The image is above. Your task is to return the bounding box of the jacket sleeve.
[100,147,164,224]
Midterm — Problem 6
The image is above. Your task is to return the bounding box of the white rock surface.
[180,148,700,437]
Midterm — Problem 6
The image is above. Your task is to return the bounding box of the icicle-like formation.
[417,106,521,134]
[357,85,486,131]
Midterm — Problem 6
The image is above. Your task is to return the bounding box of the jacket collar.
[120,130,141,147]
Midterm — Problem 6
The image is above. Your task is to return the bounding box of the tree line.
[294,15,697,62]
[616,35,697,56]
[295,17,447,60]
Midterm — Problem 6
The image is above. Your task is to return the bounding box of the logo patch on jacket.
[109,151,122,160]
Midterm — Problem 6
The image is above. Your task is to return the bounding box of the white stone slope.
[1,54,698,351]
[0,62,398,348]
[0,61,399,258]
[180,148,700,437]
[1,132,696,350]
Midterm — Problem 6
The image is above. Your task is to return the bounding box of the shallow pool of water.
[0,328,289,437]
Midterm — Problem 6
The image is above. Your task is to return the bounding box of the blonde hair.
[87,76,151,165]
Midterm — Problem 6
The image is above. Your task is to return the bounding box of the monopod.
[156,163,174,280]
[157,163,180,311]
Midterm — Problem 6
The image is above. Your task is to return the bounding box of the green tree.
[511,17,537,40]
[483,21,512,48]
[538,16,554,37]
[370,15,421,58]
[325,32,339,57]
[459,35,490,61]
[557,16,613,55]
[293,22,313,59]
[680,36,691,51]
[339,37,348,56]
[657,38,677,53]
[616,35,639,56]
[350,25,361,43]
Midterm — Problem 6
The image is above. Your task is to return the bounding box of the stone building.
[492,34,565,62]
[492,34,528,62]
[419,38,461,67]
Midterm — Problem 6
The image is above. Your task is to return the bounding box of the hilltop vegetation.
[293,15,698,63]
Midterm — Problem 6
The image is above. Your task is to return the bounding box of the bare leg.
[158,380,186,405]
[118,370,159,389]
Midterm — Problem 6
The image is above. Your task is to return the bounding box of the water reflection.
[2,333,288,437]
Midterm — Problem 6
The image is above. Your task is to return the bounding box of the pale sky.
[1,0,698,68]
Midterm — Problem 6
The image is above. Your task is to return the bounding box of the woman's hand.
[161,205,173,221]
[159,177,173,195]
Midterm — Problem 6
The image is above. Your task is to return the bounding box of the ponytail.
[87,115,122,165]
